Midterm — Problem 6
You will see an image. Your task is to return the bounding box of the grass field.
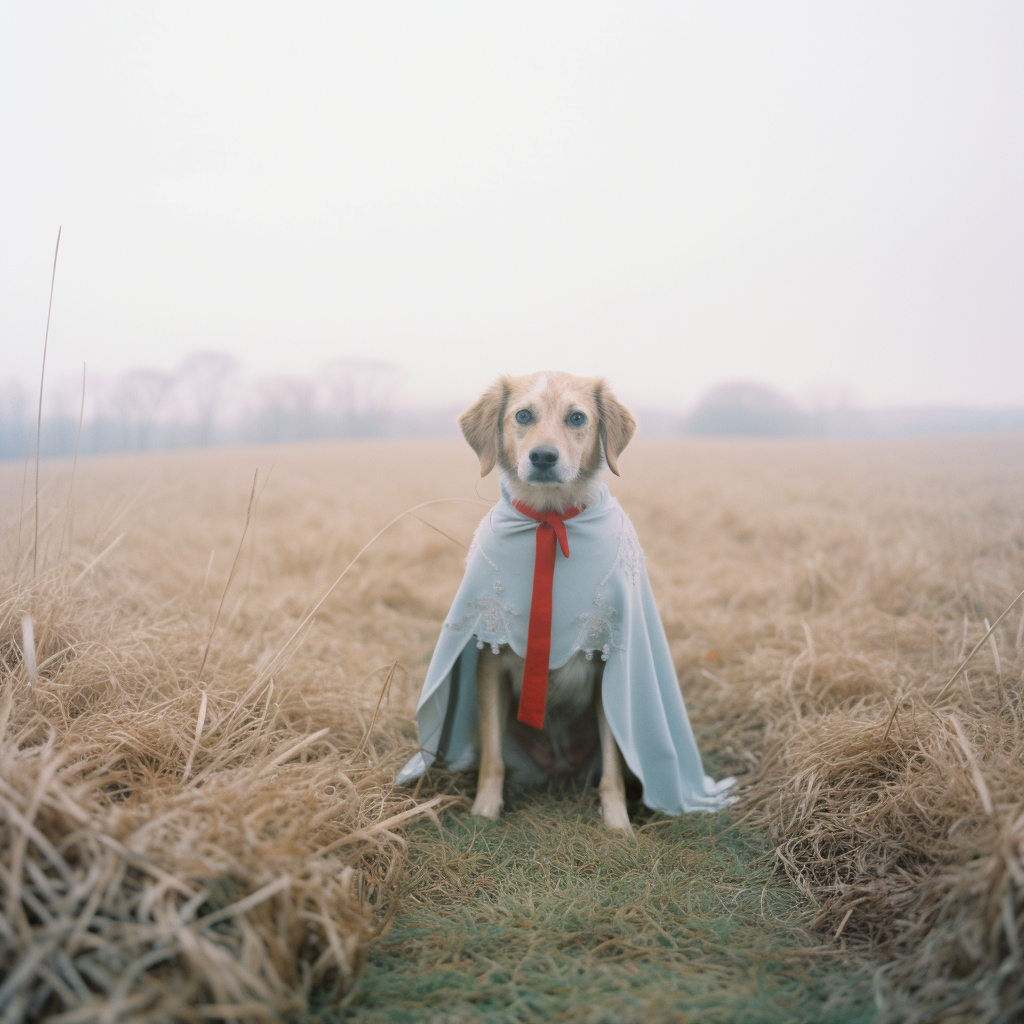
[2,434,1022,1022]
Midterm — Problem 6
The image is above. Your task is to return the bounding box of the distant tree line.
[0,352,458,460]
[681,383,1024,438]
[3,365,1022,461]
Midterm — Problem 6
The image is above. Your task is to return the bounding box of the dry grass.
[0,443,471,1021]
[614,436,1024,1023]
[2,434,1023,1022]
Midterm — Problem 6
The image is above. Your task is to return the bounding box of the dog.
[457,371,637,832]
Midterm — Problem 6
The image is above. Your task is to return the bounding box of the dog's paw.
[470,789,504,821]
[600,800,634,835]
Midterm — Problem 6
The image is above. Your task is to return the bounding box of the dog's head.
[458,371,636,512]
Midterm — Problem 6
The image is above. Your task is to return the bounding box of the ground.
[4,434,1021,1022]
[344,784,874,1024]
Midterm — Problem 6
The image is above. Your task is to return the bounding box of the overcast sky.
[2,2,1022,412]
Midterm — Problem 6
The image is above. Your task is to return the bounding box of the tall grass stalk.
[196,469,260,684]
[932,587,1024,702]
[253,496,488,690]
[33,227,61,578]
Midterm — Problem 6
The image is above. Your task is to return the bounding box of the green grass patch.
[338,781,876,1023]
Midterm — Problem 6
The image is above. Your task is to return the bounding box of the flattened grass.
[346,781,875,1024]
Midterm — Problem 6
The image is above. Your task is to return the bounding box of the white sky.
[2,2,1022,411]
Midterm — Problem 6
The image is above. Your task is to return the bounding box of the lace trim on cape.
[445,584,623,662]
[601,512,645,587]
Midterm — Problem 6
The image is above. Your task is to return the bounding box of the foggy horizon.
[4,349,1023,462]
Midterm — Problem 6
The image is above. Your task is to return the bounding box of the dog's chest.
[506,648,601,718]
[503,648,602,780]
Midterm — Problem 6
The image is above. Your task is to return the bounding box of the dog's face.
[458,371,636,511]
[504,373,602,488]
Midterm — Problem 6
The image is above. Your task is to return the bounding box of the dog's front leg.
[597,701,633,834]
[471,647,509,820]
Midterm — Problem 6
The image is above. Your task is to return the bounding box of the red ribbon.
[511,500,581,729]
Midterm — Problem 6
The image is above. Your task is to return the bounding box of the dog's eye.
[515,409,532,425]
[567,411,587,427]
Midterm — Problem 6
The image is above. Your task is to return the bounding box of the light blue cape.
[398,482,736,814]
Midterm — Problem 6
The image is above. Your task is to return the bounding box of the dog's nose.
[529,446,559,467]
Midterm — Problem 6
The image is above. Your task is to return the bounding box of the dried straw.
[0,449,466,1020]
[621,435,1024,1023]
[3,433,1022,1021]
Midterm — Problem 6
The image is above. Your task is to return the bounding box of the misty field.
[2,434,1023,1023]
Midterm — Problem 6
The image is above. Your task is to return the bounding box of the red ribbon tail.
[518,522,555,729]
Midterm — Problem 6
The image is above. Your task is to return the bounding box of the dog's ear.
[595,380,636,476]
[458,378,509,476]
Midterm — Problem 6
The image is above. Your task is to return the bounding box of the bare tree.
[108,369,173,450]
[250,376,321,443]
[176,351,240,446]
[322,358,401,436]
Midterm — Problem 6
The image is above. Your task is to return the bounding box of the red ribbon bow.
[511,499,581,729]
